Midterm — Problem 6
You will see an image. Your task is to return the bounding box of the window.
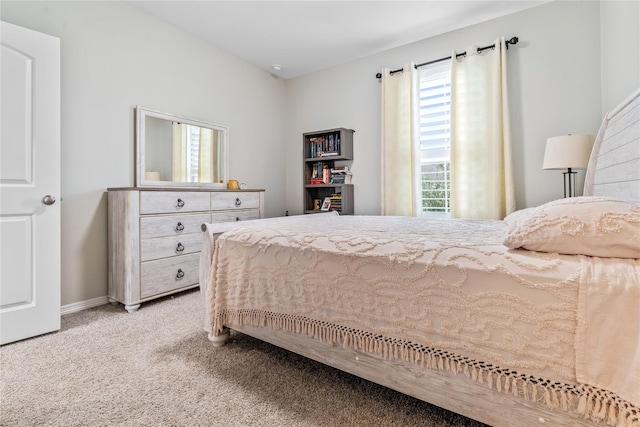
[418,61,452,216]
[185,124,201,183]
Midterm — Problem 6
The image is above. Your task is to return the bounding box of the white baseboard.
[61,295,109,316]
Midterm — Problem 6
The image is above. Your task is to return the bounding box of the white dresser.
[107,188,264,312]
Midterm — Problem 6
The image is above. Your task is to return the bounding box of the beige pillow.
[503,197,640,258]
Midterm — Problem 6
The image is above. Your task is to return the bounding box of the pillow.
[503,197,640,258]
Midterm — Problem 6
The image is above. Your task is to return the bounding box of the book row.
[309,164,352,185]
[315,194,343,212]
[306,133,341,158]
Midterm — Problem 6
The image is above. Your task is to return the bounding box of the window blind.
[418,61,452,215]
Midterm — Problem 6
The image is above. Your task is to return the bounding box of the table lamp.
[543,134,595,197]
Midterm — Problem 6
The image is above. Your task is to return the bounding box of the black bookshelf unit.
[303,128,354,215]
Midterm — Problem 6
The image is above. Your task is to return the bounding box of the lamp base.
[563,168,577,197]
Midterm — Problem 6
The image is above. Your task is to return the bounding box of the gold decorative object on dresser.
[107,187,264,312]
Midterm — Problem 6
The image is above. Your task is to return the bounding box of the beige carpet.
[0,289,486,427]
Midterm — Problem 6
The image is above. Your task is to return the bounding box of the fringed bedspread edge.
[212,308,640,427]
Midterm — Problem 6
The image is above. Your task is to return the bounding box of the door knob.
[42,195,56,205]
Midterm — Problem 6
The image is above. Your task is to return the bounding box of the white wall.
[1,1,287,306]
[285,0,605,214]
[600,0,640,114]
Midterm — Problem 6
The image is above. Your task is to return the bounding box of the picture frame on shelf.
[321,197,331,211]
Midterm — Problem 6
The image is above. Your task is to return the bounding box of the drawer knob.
[235,197,241,207]
[176,198,185,208]
[175,222,185,232]
[175,243,185,253]
[176,269,185,280]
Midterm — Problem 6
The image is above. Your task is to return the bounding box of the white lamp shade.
[542,134,595,170]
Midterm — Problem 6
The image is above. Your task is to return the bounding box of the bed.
[200,89,640,427]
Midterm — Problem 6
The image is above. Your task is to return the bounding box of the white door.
[0,21,61,345]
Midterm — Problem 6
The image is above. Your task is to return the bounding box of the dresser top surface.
[107,187,265,192]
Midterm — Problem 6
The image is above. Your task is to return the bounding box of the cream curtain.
[172,124,217,183]
[380,64,421,216]
[211,131,222,183]
[198,127,214,183]
[172,122,188,182]
[450,37,515,219]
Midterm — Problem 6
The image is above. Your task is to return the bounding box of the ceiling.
[128,1,547,80]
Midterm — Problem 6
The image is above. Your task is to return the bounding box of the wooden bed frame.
[224,324,603,427]
[205,89,640,427]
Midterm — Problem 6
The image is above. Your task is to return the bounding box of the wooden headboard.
[584,88,640,202]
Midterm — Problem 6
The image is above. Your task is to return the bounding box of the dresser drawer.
[140,191,210,214]
[140,233,204,262]
[211,210,260,223]
[140,253,200,298]
[108,188,264,312]
[140,213,210,239]
[211,191,260,211]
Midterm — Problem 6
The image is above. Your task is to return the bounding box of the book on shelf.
[330,170,351,176]
[329,194,342,212]
[309,162,331,184]
[307,133,341,158]
[329,165,352,184]
[330,166,350,173]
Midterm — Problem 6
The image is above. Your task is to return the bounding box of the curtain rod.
[375,36,519,79]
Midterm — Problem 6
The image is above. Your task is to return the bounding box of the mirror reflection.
[136,107,228,188]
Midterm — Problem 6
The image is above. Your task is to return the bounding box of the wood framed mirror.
[136,106,228,188]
